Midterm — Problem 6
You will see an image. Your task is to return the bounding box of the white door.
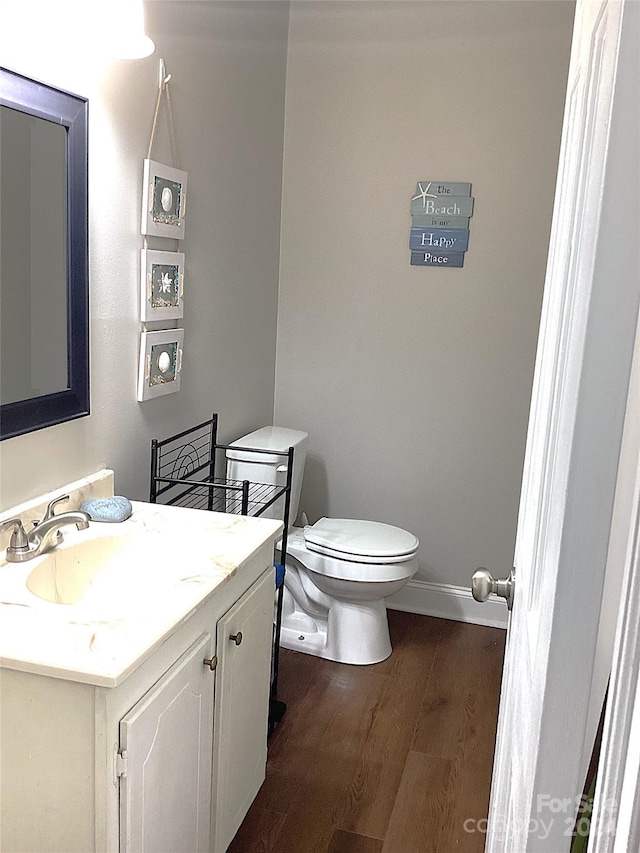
[478,0,640,849]
[119,634,215,853]
[212,568,275,853]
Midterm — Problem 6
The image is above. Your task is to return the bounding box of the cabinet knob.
[229,632,243,646]
[203,655,217,671]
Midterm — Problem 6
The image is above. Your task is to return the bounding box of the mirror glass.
[0,68,89,441]
[1,107,68,404]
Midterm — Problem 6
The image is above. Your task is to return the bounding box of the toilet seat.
[303,518,419,564]
[287,527,418,583]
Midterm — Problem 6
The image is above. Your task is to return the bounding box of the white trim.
[588,221,640,851]
[589,377,640,851]
[387,578,508,629]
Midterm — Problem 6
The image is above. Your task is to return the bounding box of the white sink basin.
[27,535,158,609]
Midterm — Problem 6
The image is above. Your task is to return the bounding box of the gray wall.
[1,0,577,597]
[275,1,575,586]
[0,1,290,510]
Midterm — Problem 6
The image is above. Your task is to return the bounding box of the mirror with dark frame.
[0,67,89,441]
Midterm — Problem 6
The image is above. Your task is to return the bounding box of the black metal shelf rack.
[149,413,292,732]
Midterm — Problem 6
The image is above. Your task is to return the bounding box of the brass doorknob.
[203,655,217,671]
[229,632,243,646]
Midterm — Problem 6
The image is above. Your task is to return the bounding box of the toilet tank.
[225,427,309,527]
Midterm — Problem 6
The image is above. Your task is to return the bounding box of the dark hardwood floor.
[228,610,506,853]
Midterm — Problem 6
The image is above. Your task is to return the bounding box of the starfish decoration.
[411,181,438,210]
[160,272,174,293]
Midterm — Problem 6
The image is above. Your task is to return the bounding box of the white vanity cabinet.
[0,546,277,853]
[118,567,275,853]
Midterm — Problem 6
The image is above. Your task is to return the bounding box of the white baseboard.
[386,578,509,629]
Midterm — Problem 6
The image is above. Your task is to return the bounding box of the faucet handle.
[31,495,70,544]
[41,495,70,524]
[0,518,30,553]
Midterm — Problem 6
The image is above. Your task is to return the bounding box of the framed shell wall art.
[140,249,184,321]
[141,159,187,239]
[137,329,184,401]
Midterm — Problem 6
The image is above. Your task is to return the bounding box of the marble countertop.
[0,501,282,688]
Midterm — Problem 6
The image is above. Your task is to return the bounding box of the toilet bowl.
[226,428,419,665]
[282,520,418,664]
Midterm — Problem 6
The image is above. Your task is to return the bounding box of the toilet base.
[280,598,392,665]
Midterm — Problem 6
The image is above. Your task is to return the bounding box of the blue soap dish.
[80,496,133,523]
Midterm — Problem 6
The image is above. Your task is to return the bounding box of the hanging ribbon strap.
[147,58,179,168]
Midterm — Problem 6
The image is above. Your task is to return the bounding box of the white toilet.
[226,427,419,665]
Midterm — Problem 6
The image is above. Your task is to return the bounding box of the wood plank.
[412,621,505,760]
[410,195,474,217]
[412,213,471,229]
[227,806,287,853]
[382,751,464,853]
[269,668,391,850]
[336,612,443,838]
[329,829,384,852]
[407,621,505,849]
[382,748,489,852]
[409,227,470,252]
[414,181,472,198]
[252,659,353,814]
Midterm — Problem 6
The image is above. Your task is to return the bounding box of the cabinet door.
[120,633,215,853]
[213,568,274,852]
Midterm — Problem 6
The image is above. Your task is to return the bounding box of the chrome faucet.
[0,495,90,564]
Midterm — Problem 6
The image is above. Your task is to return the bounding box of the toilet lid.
[303,518,419,564]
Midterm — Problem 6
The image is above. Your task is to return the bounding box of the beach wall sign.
[410,181,474,268]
